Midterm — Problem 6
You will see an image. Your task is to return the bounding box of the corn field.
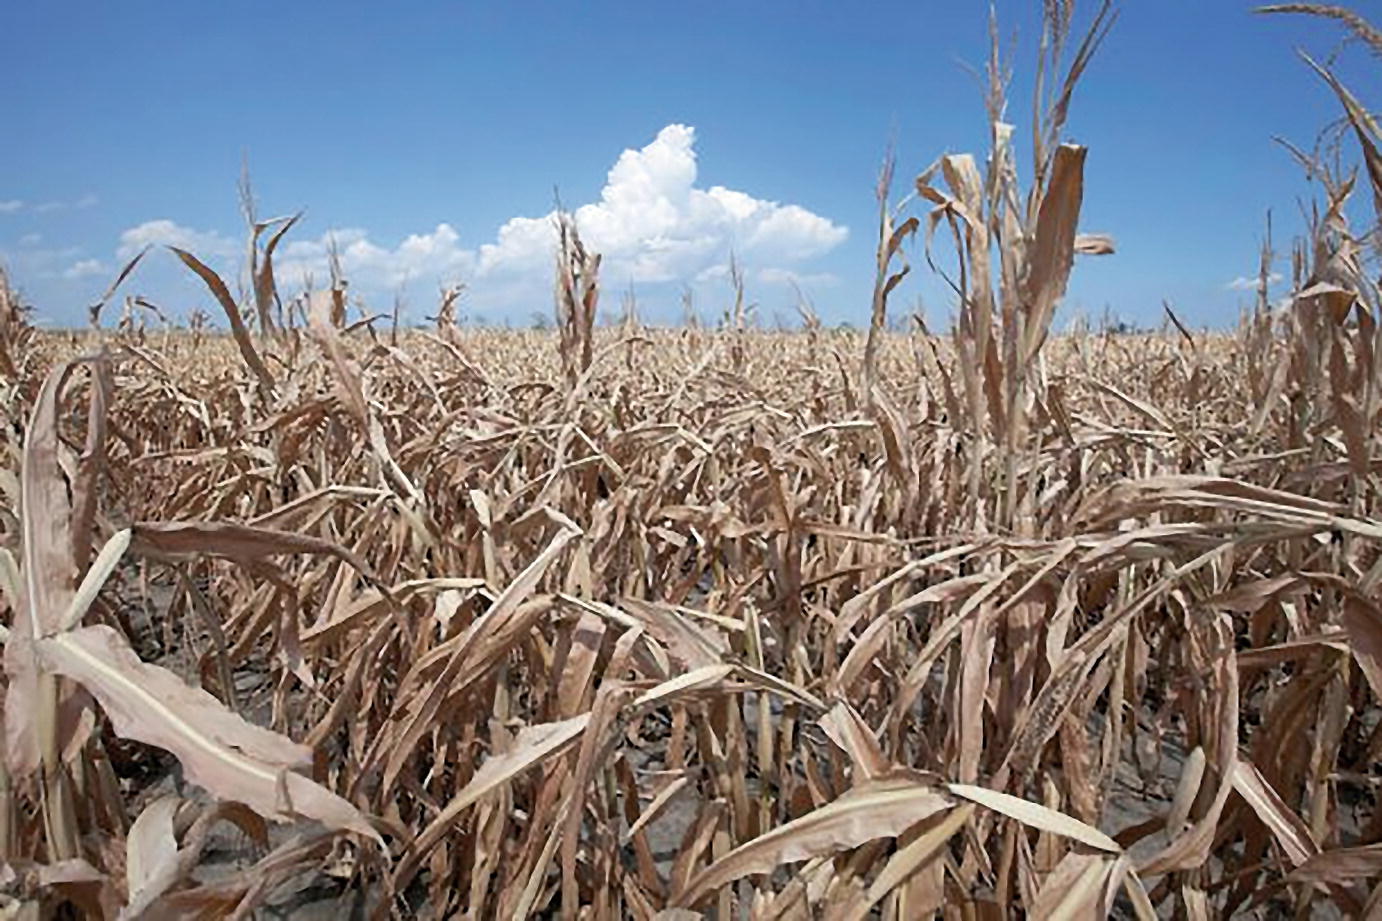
[2,2,1382,919]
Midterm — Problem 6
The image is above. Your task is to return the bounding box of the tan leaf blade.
[623,775,691,845]
[818,701,890,781]
[7,360,81,777]
[131,521,381,584]
[1030,851,1127,920]
[1021,143,1087,363]
[839,804,975,921]
[168,247,276,398]
[1231,759,1319,867]
[254,212,301,333]
[1074,233,1116,255]
[947,783,1121,852]
[633,663,736,710]
[618,597,728,670]
[676,776,955,907]
[1342,596,1382,701]
[36,625,379,843]
[86,246,150,327]
[393,714,590,892]
[124,795,181,916]
[19,360,78,637]
[1288,843,1382,885]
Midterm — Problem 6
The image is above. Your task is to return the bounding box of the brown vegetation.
[1,2,1381,918]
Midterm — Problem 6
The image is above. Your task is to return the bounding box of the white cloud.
[758,267,840,288]
[250,125,845,311]
[0,200,22,214]
[0,243,82,280]
[117,219,239,261]
[273,223,475,292]
[102,125,846,317]
[475,124,847,286]
[1226,272,1282,291]
[63,259,106,280]
[33,194,99,214]
[18,233,42,247]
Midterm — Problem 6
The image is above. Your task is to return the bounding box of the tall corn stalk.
[238,165,300,344]
[0,269,32,383]
[861,151,919,407]
[1258,3,1382,516]
[915,1,1116,534]
[554,209,600,389]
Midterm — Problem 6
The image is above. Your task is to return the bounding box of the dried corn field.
[3,3,1382,919]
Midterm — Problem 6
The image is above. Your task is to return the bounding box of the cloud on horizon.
[117,219,240,262]
[63,258,106,280]
[103,125,848,318]
[0,242,85,282]
[1226,272,1283,291]
[0,194,100,216]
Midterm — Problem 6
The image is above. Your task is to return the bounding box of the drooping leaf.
[168,247,276,399]
[677,776,956,907]
[947,783,1121,853]
[36,625,379,844]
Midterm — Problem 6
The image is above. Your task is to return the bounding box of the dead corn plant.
[0,3,1379,919]
[555,208,600,390]
[0,269,33,384]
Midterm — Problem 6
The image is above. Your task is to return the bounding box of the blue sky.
[1,1,1373,328]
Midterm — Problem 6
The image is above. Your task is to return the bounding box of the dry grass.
[1,3,1381,919]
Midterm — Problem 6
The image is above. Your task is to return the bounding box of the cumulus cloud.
[273,224,475,292]
[0,200,22,214]
[476,124,847,285]
[117,219,239,261]
[1226,272,1282,291]
[63,259,106,280]
[204,125,846,316]
[0,242,82,280]
[104,125,846,317]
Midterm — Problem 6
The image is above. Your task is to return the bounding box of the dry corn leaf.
[394,713,590,892]
[37,625,379,843]
[947,783,1120,853]
[130,520,379,579]
[168,247,276,398]
[818,701,890,782]
[676,776,955,907]
[1029,850,1125,920]
[1231,759,1319,867]
[123,795,181,918]
[836,804,974,921]
[1021,144,1087,364]
[1342,596,1382,700]
[1287,843,1382,885]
